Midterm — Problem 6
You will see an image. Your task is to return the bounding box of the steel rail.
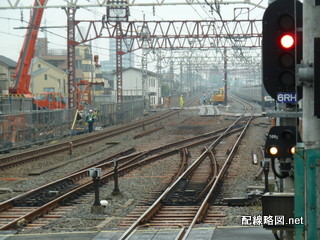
[119,95,256,239]
[0,150,152,230]
[118,101,252,239]
[0,132,240,231]
[0,112,179,170]
[0,95,199,169]
[0,110,226,216]
[0,148,136,212]
[195,147,218,202]
[0,109,240,230]
[0,123,220,230]
[181,100,255,239]
[170,148,189,186]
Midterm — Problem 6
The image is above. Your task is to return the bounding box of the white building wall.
[119,68,160,106]
[147,75,159,106]
[122,69,142,93]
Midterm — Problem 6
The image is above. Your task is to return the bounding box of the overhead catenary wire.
[201,0,263,68]
[0,2,263,74]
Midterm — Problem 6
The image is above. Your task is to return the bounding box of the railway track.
[0,110,176,170]
[0,96,201,170]
[0,106,248,230]
[118,96,256,240]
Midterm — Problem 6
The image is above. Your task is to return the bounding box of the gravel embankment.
[0,98,271,234]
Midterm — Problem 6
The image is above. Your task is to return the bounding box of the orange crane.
[9,0,45,96]
[0,0,62,153]
[7,0,66,109]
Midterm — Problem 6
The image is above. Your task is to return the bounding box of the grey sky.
[0,0,267,72]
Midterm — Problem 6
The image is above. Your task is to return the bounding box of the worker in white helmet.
[86,109,95,133]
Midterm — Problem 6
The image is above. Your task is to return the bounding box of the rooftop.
[0,55,17,68]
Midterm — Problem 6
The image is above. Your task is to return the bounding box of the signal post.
[262,0,304,239]
[297,0,320,239]
[263,0,320,239]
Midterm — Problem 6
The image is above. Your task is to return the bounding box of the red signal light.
[280,34,294,49]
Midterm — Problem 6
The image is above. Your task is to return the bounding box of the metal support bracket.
[299,61,314,86]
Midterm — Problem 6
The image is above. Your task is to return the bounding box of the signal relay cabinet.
[262,192,294,229]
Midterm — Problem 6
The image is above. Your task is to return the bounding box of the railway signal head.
[262,0,303,101]
[265,126,300,159]
[280,34,294,49]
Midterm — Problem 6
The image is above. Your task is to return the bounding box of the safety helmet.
[89,109,93,113]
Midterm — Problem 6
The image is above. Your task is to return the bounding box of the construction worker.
[93,108,99,123]
[201,93,207,105]
[86,109,95,133]
[180,95,184,109]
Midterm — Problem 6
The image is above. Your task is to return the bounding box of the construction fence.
[0,99,144,152]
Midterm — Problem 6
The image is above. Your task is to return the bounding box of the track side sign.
[277,92,297,103]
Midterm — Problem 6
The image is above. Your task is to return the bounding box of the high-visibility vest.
[180,97,184,105]
[87,114,94,123]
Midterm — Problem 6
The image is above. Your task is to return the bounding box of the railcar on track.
[212,88,225,105]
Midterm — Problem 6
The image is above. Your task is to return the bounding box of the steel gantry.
[76,20,262,50]
[0,1,263,106]
[0,0,266,9]
[155,50,261,70]
[72,19,262,102]
[65,7,77,109]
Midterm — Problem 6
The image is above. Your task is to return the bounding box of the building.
[39,46,84,83]
[35,38,48,58]
[36,38,106,85]
[0,55,17,94]
[77,45,94,82]
[100,38,134,72]
[31,58,68,97]
[117,67,160,106]
[35,38,108,103]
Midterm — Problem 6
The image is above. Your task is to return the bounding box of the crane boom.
[10,0,46,95]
